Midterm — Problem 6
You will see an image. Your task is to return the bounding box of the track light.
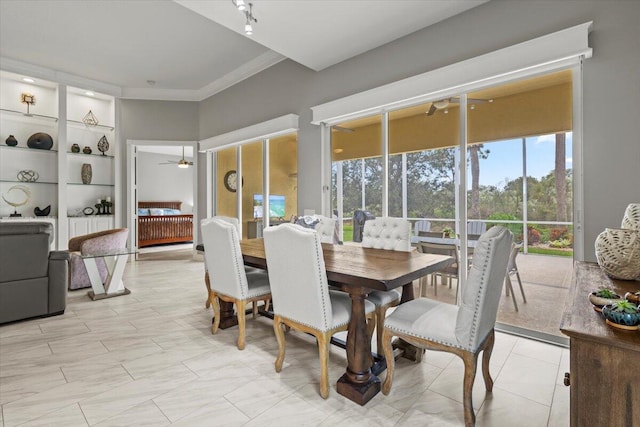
[233,0,246,11]
[232,1,257,35]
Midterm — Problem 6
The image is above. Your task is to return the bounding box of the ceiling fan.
[159,146,193,168]
[426,96,493,116]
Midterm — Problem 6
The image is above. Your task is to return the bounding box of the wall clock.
[224,170,238,192]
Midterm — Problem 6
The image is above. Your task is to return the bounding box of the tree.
[469,144,489,218]
[555,133,567,221]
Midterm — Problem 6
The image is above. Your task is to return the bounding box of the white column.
[382,112,389,217]
[402,153,407,219]
[457,94,468,300]
[263,139,270,229]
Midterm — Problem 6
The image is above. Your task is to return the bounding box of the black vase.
[5,135,18,146]
[34,205,51,216]
[27,132,54,150]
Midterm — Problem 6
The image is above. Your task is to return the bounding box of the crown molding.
[2,50,286,102]
[0,56,122,96]
[197,51,286,101]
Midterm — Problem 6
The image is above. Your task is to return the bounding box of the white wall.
[137,151,194,213]
[196,0,640,261]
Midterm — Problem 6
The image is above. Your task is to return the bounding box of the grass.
[527,247,573,257]
[343,225,353,242]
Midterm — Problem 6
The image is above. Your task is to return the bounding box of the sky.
[472,133,573,188]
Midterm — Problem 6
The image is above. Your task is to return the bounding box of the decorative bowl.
[589,291,622,312]
[601,303,640,331]
[625,291,640,305]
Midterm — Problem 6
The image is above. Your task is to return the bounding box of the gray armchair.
[0,222,70,324]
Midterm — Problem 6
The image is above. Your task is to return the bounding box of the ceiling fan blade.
[427,104,437,116]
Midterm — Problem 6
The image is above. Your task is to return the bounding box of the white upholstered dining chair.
[201,217,271,350]
[361,217,412,349]
[380,226,513,427]
[263,223,375,398]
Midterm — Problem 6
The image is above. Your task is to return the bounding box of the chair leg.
[211,294,220,334]
[461,350,479,427]
[252,301,258,319]
[505,276,519,311]
[273,316,286,372]
[236,300,246,350]
[317,332,331,399]
[516,272,527,303]
[381,328,395,395]
[204,271,212,309]
[264,298,271,312]
[481,330,495,392]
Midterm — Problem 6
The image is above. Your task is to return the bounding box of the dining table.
[233,238,454,405]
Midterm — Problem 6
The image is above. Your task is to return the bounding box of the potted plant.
[601,300,640,330]
[588,287,622,312]
[625,290,640,305]
[442,227,455,238]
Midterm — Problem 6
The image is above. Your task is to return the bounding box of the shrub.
[549,238,571,248]
[550,227,569,241]
[527,226,541,244]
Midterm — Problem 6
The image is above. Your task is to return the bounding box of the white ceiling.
[0,0,487,101]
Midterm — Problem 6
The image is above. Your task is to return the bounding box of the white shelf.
[0,108,58,122]
[67,119,114,131]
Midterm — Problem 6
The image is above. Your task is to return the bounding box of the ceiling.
[0,0,487,101]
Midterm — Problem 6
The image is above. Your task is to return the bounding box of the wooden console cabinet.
[560,262,640,427]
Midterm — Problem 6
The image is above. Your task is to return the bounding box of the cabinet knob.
[563,372,570,386]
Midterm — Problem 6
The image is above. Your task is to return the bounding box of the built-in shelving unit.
[0,70,119,249]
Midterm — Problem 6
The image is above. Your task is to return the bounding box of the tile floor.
[0,250,570,426]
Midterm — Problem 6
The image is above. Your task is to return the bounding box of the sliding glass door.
[329,69,574,341]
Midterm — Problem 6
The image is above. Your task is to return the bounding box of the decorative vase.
[97,135,109,155]
[34,205,51,216]
[622,203,640,230]
[588,291,623,312]
[27,132,53,150]
[71,143,80,153]
[595,228,640,280]
[83,146,92,154]
[81,163,92,185]
[601,304,640,331]
[5,135,17,146]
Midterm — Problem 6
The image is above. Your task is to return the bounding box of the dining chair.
[201,216,267,314]
[413,219,432,235]
[361,217,412,350]
[416,231,445,296]
[201,217,271,350]
[294,214,340,244]
[380,226,513,427]
[418,241,459,298]
[467,221,487,235]
[504,242,526,311]
[263,223,375,398]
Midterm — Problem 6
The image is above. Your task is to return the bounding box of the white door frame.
[125,139,198,253]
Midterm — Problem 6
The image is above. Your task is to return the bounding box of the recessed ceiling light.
[333,148,344,154]
[22,78,35,83]
[85,91,95,97]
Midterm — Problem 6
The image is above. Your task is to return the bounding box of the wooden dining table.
[233,238,453,405]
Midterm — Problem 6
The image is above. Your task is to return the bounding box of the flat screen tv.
[253,194,286,219]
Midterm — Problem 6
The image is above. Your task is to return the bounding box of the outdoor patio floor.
[418,253,574,340]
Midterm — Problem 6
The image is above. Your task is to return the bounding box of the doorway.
[126,140,198,256]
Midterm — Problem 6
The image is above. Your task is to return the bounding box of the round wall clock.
[224,170,238,192]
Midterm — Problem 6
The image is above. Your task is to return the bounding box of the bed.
[137,201,193,248]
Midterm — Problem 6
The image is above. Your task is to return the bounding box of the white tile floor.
[0,251,570,426]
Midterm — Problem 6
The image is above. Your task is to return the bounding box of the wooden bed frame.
[137,201,193,248]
